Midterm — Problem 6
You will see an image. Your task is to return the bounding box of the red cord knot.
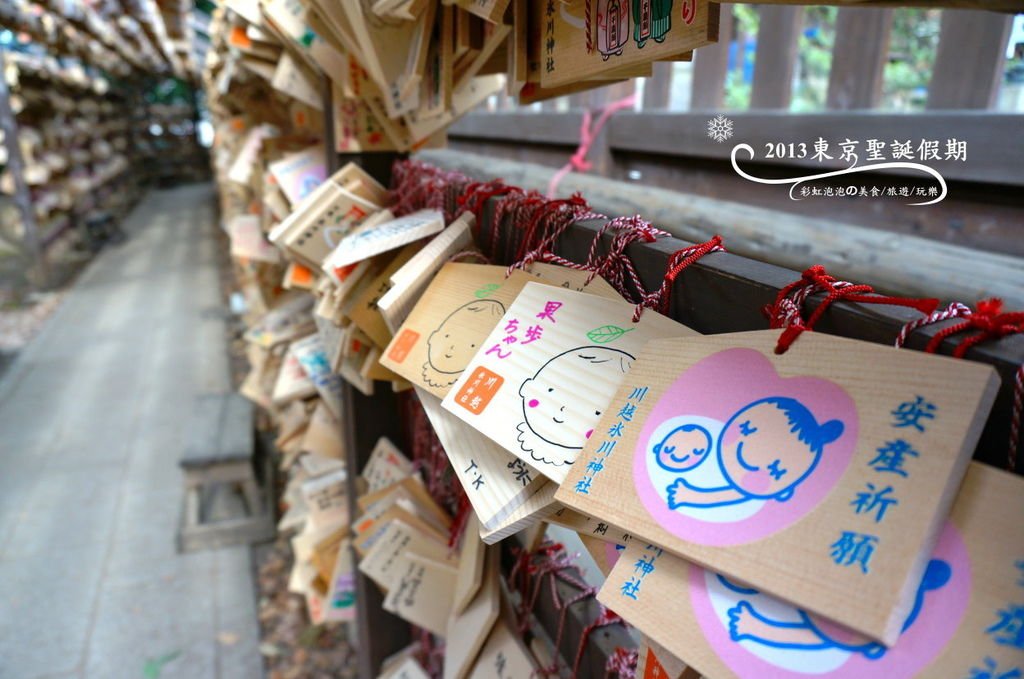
[895,298,1024,472]
[766,265,939,354]
[923,298,1024,358]
[633,235,726,321]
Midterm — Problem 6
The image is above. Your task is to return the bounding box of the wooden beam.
[927,10,1012,110]
[826,7,892,110]
[451,111,583,146]
[341,383,413,677]
[643,61,674,111]
[419,148,1024,309]
[608,111,1024,186]
[690,6,733,110]
[449,111,1024,186]
[749,6,803,109]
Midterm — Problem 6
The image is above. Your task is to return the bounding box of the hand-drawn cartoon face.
[517,346,634,464]
[653,424,712,472]
[718,397,844,501]
[423,300,505,387]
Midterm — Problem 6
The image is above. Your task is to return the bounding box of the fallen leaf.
[218,631,240,646]
[259,642,282,657]
[142,650,181,678]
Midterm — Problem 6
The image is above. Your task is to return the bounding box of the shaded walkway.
[0,185,261,678]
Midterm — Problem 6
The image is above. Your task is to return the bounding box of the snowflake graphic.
[706,114,734,143]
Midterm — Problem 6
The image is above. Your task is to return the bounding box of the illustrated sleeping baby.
[652,397,845,514]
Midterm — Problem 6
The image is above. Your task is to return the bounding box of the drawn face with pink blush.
[516,346,634,466]
[718,397,845,501]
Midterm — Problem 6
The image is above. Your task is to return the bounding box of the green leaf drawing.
[586,325,635,344]
[474,284,501,299]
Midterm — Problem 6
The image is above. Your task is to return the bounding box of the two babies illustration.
[654,397,845,510]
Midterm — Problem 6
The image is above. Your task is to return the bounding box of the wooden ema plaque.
[598,462,1024,679]
[535,0,717,89]
[441,283,697,485]
[557,331,999,645]
[380,262,620,400]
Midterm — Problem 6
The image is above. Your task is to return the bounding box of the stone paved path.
[0,185,262,679]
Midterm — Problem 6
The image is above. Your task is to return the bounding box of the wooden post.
[690,7,733,110]
[643,62,674,111]
[749,6,803,110]
[320,73,339,173]
[927,10,1012,110]
[0,48,45,288]
[826,8,892,110]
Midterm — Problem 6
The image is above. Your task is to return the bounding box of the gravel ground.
[0,291,66,353]
[256,536,358,679]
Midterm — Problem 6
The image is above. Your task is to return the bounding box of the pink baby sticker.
[634,348,859,545]
[688,521,971,677]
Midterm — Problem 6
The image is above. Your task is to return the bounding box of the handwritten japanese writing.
[620,543,663,601]
[575,385,649,494]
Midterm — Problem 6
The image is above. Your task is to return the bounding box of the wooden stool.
[177,393,274,552]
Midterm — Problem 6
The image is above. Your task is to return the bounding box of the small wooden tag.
[327,209,445,270]
[375,215,477,333]
[418,387,543,531]
[362,436,415,492]
[452,512,487,614]
[598,462,1023,678]
[245,294,316,348]
[268,144,327,206]
[290,333,344,417]
[380,262,620,400]
[347,243,422,349]
[467,613,539,678]
[384,555,459,637]
[301,467,348,530]
[444,547,501,679]
[536,0,718,88]
[272,344,317,405]
[300,401,345,461]
[359,519,452,590]
[323,538,357,621]
[228,215,281,263]
[560,330,999,644]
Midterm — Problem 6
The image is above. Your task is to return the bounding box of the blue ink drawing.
[723,558,951,659]
[662,397,844,511]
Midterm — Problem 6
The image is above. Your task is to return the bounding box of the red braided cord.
[894,302,973,348]
[605,647,639,678]
[585,0,593,54]
[572,606,627,677]
[1013,365,1023,472]
[895,298,1024,471]
[632,235,725,321]
[923,298,1024,358]
[766,265,939,354]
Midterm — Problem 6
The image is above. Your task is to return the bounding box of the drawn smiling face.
[653,424,712,472]
[517,347,634,464]
[718,398,844,501]
[425,300,505,375]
